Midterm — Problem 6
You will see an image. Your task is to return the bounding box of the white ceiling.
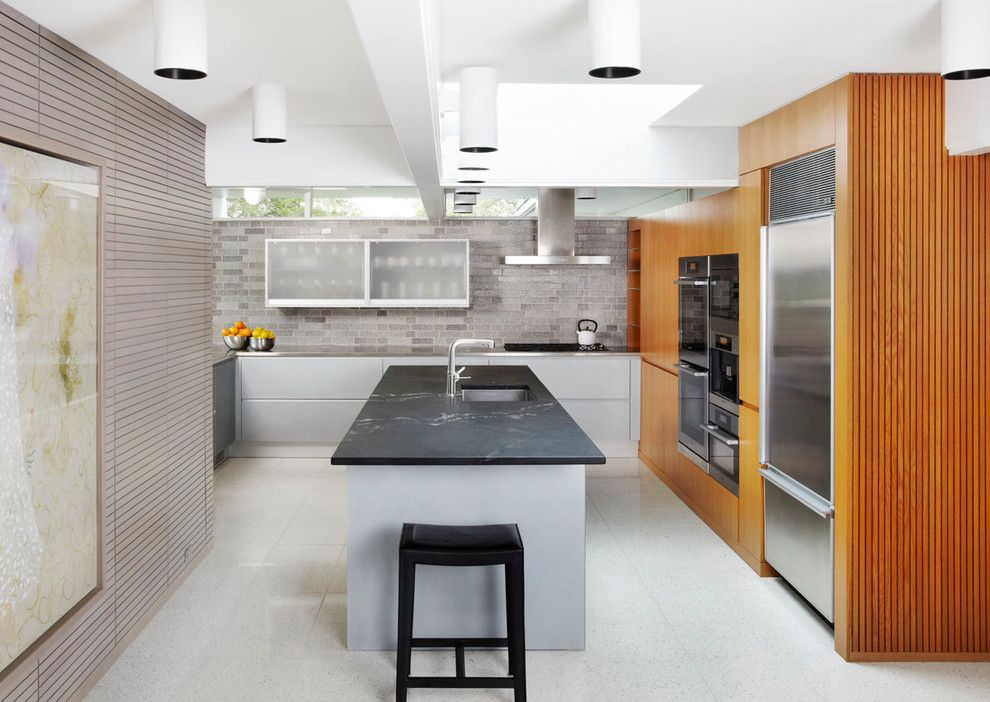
[438,0,941,127]
[4,0,946,202]
[4,0,389,126]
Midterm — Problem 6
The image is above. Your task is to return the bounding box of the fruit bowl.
[249,337,276,352]
[222,335,250,350]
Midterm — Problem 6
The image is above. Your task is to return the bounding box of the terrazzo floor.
[85,457,990,701]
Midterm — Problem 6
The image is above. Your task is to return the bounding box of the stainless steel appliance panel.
[704,403,739,496]
[676,256,710,368]
[763,214,834,499]
[708,253,739,322]
[764,478,834,621]
[677,363,709,461]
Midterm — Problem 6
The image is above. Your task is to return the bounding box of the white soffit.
[439,83,735,186]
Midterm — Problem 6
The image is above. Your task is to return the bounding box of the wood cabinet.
[637,180,765,573]
[737,405,763,562]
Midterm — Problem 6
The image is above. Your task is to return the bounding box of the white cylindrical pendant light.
[576,187,598,200]
[154,0,207,79]
[243,187,265,205]
[942,0,990,80]
[453,204,474,214]
[459,67,498,153]
[588,0,641,79]
[252,84,287,143]
[453,193,478,205]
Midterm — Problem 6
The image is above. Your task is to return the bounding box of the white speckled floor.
[85,458,990,702]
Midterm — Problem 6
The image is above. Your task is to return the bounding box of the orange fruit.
[235,321,246,329]
[221,329,230,336]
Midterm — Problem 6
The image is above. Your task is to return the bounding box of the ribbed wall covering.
[0,2,213,699]
[846,73,989,658]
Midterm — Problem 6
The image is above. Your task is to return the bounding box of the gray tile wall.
[0,3,212,700]
[213,218,628,349]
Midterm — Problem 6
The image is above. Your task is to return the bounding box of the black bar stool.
[396,522,526,702]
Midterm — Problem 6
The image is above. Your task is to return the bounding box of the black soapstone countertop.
[331,365,606,465]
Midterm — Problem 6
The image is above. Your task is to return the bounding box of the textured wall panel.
[846,74,989,659]
[0,2,212,698]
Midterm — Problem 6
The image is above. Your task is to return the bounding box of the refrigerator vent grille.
[769,148,836,222]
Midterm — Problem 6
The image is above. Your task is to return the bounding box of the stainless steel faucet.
[447,338,495,396]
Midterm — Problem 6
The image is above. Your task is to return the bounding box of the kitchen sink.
[460,385,532,402]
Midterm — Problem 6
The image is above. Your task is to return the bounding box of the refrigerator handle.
[759,466,835,519]
[758,225,770,466]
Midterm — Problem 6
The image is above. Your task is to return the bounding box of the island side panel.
[346,463,586,650]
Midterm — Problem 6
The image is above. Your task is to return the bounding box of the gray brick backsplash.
[213,218,628,349]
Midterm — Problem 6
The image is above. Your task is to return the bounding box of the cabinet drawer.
[240,357,382,399]
[241,400,365,442]
[559,400,630,440]
[497,358,630,399]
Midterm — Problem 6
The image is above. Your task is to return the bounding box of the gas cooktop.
[503,342,610,353]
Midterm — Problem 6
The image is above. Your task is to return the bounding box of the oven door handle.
[701,424,739,446]
[673,277,712,287]
[676,363,708,377]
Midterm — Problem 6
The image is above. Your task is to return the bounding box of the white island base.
[346,463,586,651]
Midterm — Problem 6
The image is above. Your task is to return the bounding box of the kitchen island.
[332,365,604,651]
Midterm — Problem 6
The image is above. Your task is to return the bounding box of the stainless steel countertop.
[213,345,640,365]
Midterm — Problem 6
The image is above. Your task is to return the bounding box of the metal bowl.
[249,337,276,352]
[222,335,250,350]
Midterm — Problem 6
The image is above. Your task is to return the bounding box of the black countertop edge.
[333,456,606,466]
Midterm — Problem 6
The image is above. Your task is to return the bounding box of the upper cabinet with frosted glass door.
[265,239,469,308]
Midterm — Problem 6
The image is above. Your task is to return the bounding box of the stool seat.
[400,523,523,554]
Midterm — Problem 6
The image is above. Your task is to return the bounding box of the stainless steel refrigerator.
[759,148,836,622]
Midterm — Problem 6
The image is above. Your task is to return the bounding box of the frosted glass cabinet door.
[369,240,468,306]
[266,239,366,305]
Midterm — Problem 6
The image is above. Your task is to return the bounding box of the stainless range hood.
[502,188,612,265]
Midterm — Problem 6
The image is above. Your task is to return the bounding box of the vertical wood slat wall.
[845,73,989,659]
[0,2,213,699]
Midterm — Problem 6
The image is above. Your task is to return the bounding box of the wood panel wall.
[637,182,768,573]
[0,3,214,699]
[841,73,990,660]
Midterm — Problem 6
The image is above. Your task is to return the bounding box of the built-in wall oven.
[675,256,710,369]
[675,253,741,495]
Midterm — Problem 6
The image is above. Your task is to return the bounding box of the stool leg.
[504,557,527,702]
[396,555,416,702]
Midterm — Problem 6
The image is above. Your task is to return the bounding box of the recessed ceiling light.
[576,187,598,200]
[453,193,478,205]
[453,204,474,214]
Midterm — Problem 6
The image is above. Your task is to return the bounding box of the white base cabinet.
[231,354,640,456]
